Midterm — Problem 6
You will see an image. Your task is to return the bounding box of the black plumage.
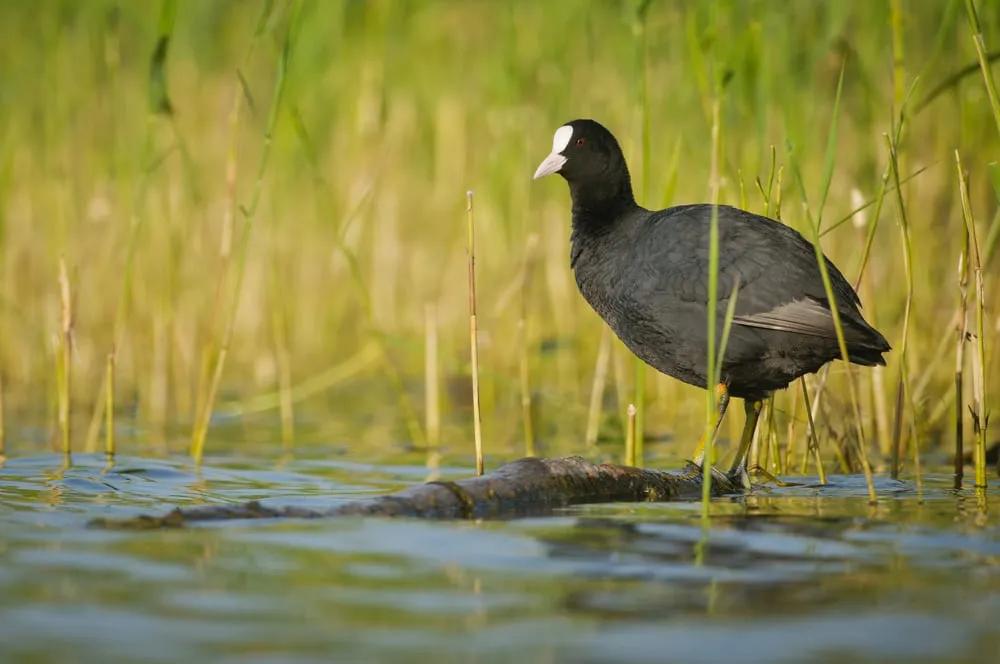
[534,119,890,472]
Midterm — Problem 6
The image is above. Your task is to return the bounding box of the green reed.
[886,128,921,489]
[787,63,875,500]
[965,0,1000,136]
[192,2,294,462]
[701,92,722,513]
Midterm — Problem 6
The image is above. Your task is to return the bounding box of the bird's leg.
[691,383,730,464]
[728,399,764,484]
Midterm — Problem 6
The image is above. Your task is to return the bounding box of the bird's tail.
[845,319,891,367]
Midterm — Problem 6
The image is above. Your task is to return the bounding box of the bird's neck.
[568,172,638,237]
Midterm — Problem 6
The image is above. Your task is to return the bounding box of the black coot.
[533,119,890,475]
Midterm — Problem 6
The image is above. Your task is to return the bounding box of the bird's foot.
[683,459,738,489]
[730,463,753,491]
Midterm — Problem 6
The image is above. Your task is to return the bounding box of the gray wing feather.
[733,297,839,339]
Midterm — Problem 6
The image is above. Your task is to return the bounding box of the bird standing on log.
[533,119,890,478]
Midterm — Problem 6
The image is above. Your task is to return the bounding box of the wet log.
[91,456,741,529]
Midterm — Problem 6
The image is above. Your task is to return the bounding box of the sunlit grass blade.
[964,0,1000,137]
[885,132,919,487]
[821,163,931,240]
[219,345,380,417]
[632,0,652,466]
[789,61,874,500]
[701,92,722,514]
[191,6,295,463]
[148,0,177,116]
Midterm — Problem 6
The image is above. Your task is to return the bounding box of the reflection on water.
[0,453,997,663]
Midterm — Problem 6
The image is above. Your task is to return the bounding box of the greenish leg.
[692,383,730,464]
[729,399,764,475]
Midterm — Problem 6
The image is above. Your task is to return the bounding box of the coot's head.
[532,119,627,184]
[533,120,634,216]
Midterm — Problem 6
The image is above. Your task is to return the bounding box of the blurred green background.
[0,0,997,469]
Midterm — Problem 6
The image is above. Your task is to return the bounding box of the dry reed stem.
[105,352,115,456]
[585,327,613,448]
[625,403,637,467]
[955,238,969,487]
[273,310,294,449]
[518,318,535,457]
[57,258,73,456]
[766,397,782,475]
[800,378,827,484]
[886,133,917,490]
[955,150,989,488]
[467,190,484,476]
[0,373,5,459]
[872,365,890,459]
[632,356,645,465]
[519,235,539,457]
[785,370,801,471]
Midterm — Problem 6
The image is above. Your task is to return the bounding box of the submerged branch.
[91,456,741,529]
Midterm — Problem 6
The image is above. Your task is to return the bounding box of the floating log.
[91,456,741,529]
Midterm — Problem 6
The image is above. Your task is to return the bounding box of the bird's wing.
[733,297,841,339]
[638,205,872,343]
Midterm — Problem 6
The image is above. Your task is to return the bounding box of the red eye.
[576,138,586,146]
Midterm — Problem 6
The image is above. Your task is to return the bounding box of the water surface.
[1,452,997,663]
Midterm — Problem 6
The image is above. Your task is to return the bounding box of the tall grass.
[191,2,295,463]
[632,0,654,468]
[955,231,969,488]
[701,90,723,512]
[886,127,920,488]
[0,2,995,478]
[965,0,1000,136]
[791,61,876,501]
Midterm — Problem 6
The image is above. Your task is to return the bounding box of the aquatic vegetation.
[0,1,995,485]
